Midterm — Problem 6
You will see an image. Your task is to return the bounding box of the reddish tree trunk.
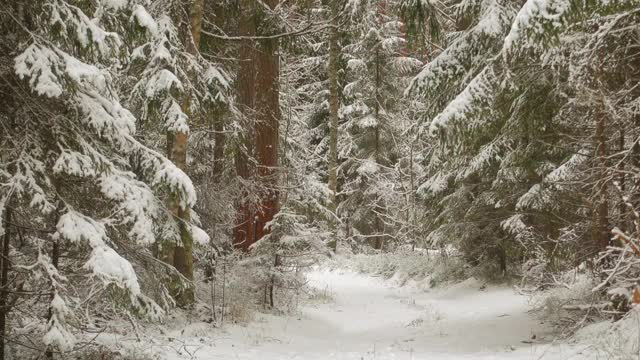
[233,0,281,251]
[253,0,281,244]
[233,0,257,251]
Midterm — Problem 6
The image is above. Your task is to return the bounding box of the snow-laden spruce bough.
[1,0,217,356]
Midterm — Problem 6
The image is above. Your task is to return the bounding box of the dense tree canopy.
[1,0,639,358]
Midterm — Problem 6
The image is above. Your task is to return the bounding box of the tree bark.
[0,205,10,360]
[45,229,60,360]
[372,47,384,250]
[209,2,227,184]
[632,112,640,227]
[163,0,206,306]
[327,0,340,252]
[233,0,257,251]
[409,133,418,249]
[233,0,281,250]
[253,0,281,244]
[593,102,609,254]
[618,128,626,232]
[590,28,610,258]
[188,0,205,54]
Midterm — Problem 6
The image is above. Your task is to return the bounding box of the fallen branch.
[562,302,610,311]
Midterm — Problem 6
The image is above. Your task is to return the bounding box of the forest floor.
[143,267,598,360]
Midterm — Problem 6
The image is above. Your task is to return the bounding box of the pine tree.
[339,0,423,250]
[0,0,206,354]
[327,0,342,252]
[126,0,228,305]
[410,0,640,275]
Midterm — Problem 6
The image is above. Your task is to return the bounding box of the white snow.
[347,59,366,72]
[43,293,75,351]
[162,98,190,134]
[190,224,210,246]
[47,1,121,56]
[407,0,512,96]
[100,0,128,10]
[15,45,64,97]
[501,214,529,234]
[132,5,159,36]
[418,172,449,195]
[429,66,495,134]
[56,211,109,248]
[111,268,595,359]
[85,246,141,295]
[204,65,230,89]
[152,160,197,209]
[53,150,97,177]
[544,150,588,184]
[99,172,160,245]
[357,158,379,176]
[503,0,571,51]
[358,114,378,128]
[146,70,183,98]
[516,183,551,211]
[55,211,142,297]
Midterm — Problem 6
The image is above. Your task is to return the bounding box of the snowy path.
[167,269,594,359]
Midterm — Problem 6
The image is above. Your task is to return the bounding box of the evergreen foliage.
[1,0,640,357]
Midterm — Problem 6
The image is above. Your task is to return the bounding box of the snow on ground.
[108,268,598,359]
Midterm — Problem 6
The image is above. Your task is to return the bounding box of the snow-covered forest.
[1,0,640,358]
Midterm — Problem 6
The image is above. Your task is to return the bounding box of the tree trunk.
[45,234,60,360]
[253,0,281,244]
[212,110,226,182]
[345,213,351,240]
[0,205,10,360]
[498,245,507,275]
[632,113,640,227]
[589,29,610,258]
[209,2,227,184]
[188,0,205,54]
[327,0,340,252]
[163,0,205,306]
[233,0,257,251]
[232,0,282,251]
[593,102,609,254]
[409,133,417,249]
[372,47,384,251]
[618,129,626,232]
